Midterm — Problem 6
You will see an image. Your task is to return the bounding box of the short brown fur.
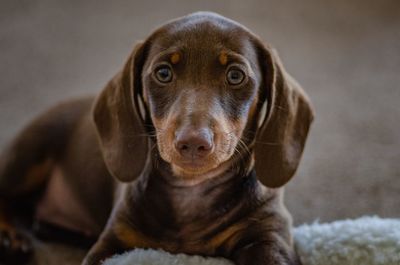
[0,12,313,265]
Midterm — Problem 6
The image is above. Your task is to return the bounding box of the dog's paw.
[0,228,33,264]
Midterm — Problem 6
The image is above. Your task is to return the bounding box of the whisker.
[254,141,281,146]
[238,139,251,156]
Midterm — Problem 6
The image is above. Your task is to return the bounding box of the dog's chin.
[169,157,232,186]
[173,160,216,176]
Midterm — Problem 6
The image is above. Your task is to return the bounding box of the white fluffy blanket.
[103,216,400,265]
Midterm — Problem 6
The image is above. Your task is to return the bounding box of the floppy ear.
[93,42,149,182]
[254,43,314,188]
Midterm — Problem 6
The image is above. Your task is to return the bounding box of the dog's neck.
[126,150,269,238]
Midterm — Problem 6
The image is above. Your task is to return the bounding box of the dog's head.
[93,12,314,188]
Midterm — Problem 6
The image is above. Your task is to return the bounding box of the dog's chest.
[136,178,235,234]
[124,174,265,257]
[169,186,211,221]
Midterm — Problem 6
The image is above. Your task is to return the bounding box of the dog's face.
[94,12,314,187]
[141,15,261,178]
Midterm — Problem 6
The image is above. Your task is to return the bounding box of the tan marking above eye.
[170,52,181,64]
[219,52,228,66]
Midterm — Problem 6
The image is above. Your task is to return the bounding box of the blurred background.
[1,0,399,230]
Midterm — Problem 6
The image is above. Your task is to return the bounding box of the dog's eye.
[227,68,245,85]
[155,66,173,83]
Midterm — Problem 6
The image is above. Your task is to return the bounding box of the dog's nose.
[175,128,213,159]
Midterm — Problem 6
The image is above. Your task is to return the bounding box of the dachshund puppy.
[0,12,313,265]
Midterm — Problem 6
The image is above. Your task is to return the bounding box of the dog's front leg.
[82,230,124,265]
[232,234,301,265]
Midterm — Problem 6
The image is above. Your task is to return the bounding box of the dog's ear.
[93,42,149,182]
[253,41,314,188]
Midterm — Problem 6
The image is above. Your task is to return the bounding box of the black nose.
[175,127,213,159]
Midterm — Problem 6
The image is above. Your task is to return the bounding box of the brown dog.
[0,12,313,265]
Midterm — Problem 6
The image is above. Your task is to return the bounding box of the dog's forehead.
[147,13,255,57]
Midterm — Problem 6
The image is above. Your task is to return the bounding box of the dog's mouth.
[167,136,237,179]
[172,155,220,174]
[177,158,209,169]
[156,135,235,178]
[170,153,234,183]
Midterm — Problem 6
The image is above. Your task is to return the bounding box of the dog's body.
[0,12,313,265]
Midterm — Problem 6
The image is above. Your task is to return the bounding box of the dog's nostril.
[197,143,212,152]
[181,144,189,151]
